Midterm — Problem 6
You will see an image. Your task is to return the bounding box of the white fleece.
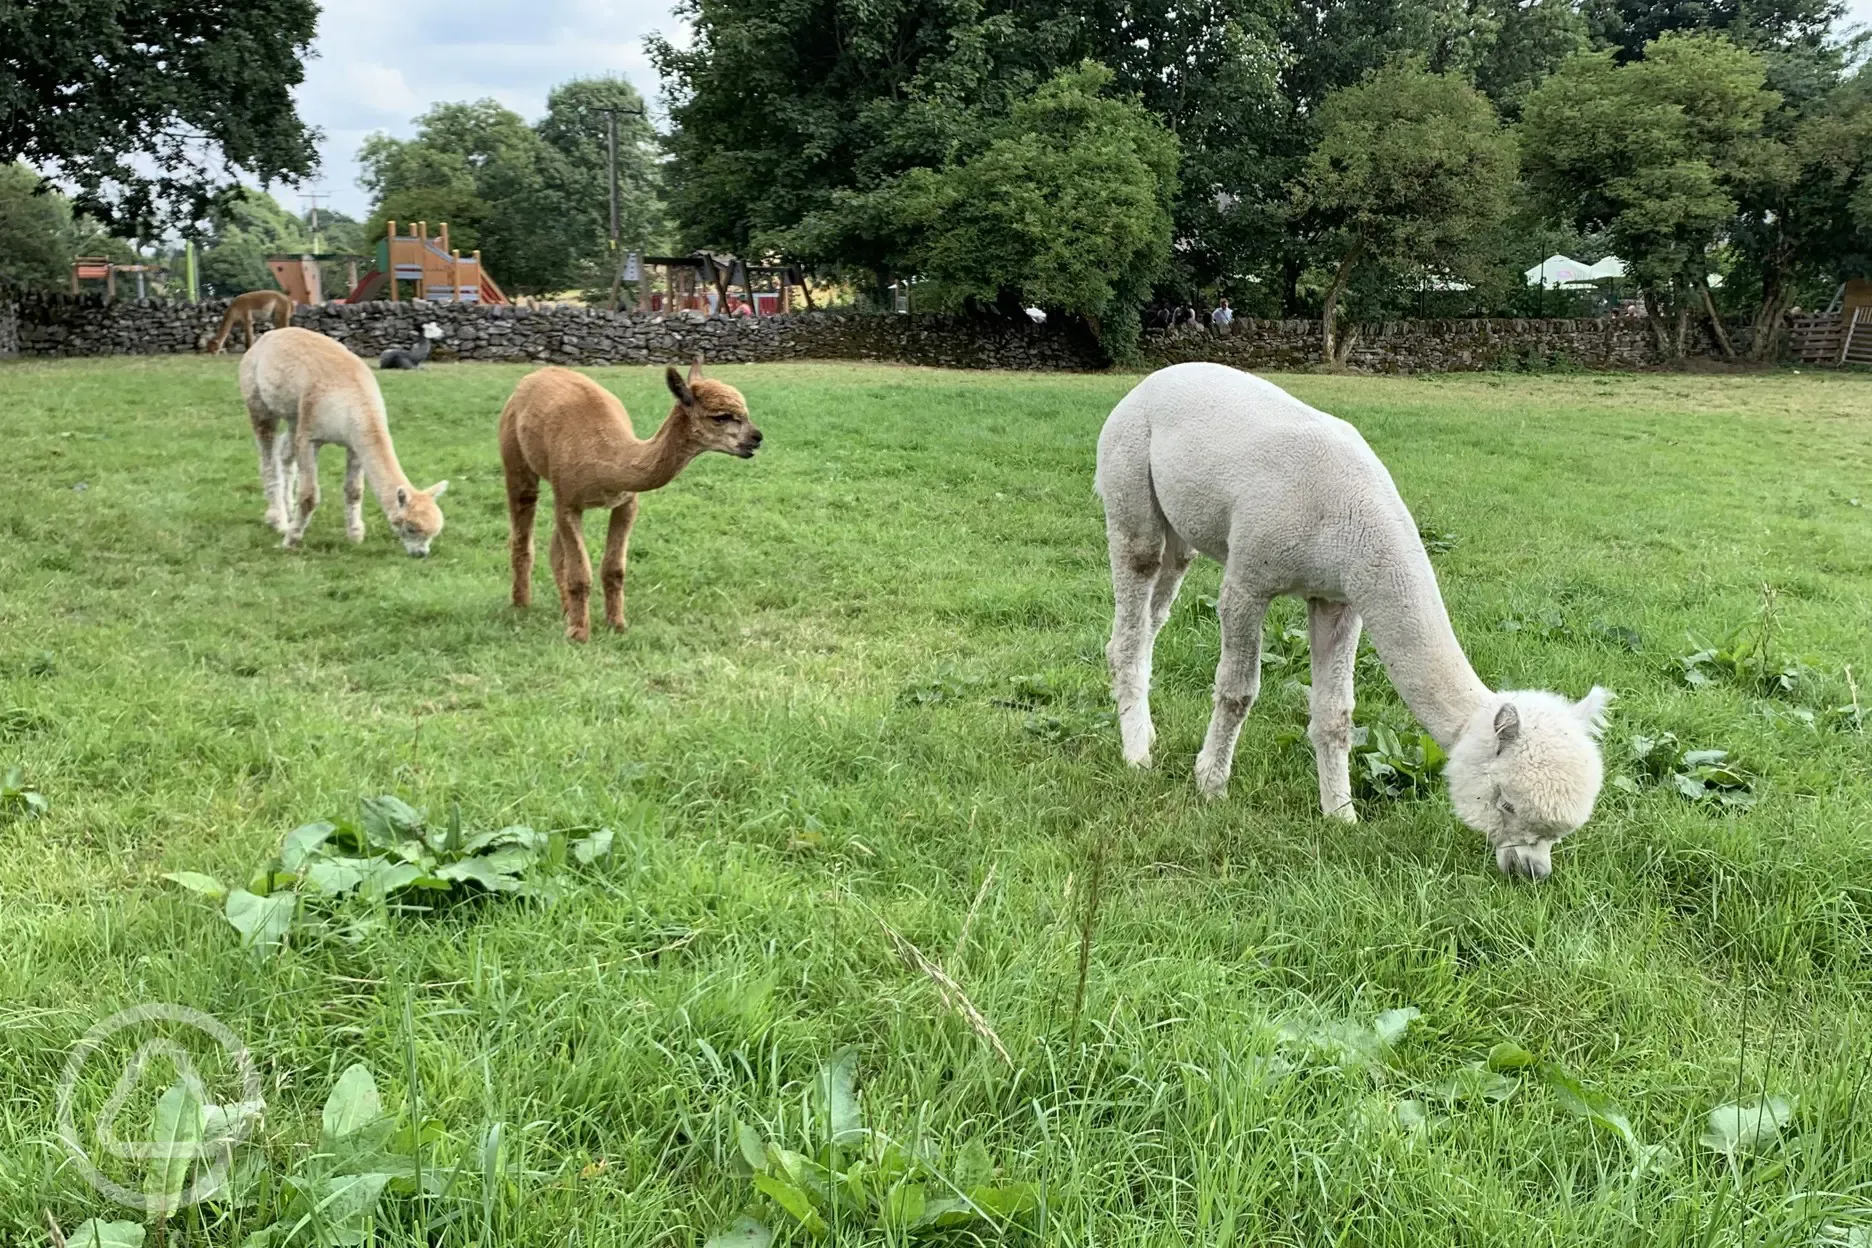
[1095,362,1609,879]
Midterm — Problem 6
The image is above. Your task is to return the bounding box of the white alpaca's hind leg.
[1106,528,1163,768]
[248,404,287,532]
[281,433,319,550]
[1194,579,1269,797]
[1307,598,1362,822]
[1146,530,1194,641]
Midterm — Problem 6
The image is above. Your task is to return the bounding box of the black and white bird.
[380,322,444,370]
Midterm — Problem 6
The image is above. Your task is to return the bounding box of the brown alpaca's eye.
[711,413,736,423]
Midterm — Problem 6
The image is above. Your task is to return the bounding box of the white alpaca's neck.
[1354,538,1491,749]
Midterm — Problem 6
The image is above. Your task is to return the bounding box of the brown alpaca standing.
[499,360,761,641]
[206,290,294,354]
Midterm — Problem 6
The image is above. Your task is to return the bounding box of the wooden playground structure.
[343,221,508,304]
[70,257,164,298]
[1789,279,1872,366]
[265,253,365,306]
[637,254,805,316]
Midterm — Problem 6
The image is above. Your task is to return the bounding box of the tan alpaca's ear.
[1575,686,1613,737]
[666,365,693,407]
[1493,702,1521,754]
[428,480,449,499]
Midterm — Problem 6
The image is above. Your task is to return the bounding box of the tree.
[1726,59,1872,355]
[1585,0,1843,63]
[878,63,1179,359]
[198,190,310,296]
[0,161,134,289]
[1521,32,1779,356]
[0,0,320,236]
[1289,59,1517,360]
[532,78,666,299]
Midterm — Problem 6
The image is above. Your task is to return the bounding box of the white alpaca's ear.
[395,486,409,508]
[1575,686,1614,737]
[428,480,449,499]
[688,352,706,386]
[1493,702,1521,754]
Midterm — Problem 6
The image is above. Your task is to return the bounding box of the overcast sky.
[293,0,682,219]
[292,0,1872,222]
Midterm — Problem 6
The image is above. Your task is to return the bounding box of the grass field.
[1,355,1870,1246]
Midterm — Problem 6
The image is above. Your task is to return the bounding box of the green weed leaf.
[163,871,227,900]
[814,1047,862,1146]
[704,1216,774,1248]
[569,826,615,865]
[145,1081,205,1219]
[225,888,295,950]
[1700,1096,1796,1156]
[66,1222,145,1248]
[280,822,336,872]
[753,1172,827,1234]
[359,795,424,851]
[322,1064,384,1140]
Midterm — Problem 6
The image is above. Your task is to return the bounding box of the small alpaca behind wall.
[1095,362,1611,881]
[240,327,448,556]
[498,358,762,642]
[204,290,294,354]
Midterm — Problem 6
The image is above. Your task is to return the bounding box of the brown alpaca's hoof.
[565,624,590,643]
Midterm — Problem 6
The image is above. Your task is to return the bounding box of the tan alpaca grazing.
[240,327,448,556]
[499,360,761,641]
[206,290,294,354]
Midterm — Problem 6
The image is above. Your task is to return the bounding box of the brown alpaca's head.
[666,358,762,459]
[391,480,448,557]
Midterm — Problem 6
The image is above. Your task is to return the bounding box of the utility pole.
[298,189,330,252]
[597,104,646,312]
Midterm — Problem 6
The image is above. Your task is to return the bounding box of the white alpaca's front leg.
[1307,598,1362,823]
[1107,539,1162,767]
[1194,582,1268,797]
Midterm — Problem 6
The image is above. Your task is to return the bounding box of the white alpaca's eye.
[1500,799,1517,816]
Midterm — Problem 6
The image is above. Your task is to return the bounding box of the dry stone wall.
[2,291,1730,372]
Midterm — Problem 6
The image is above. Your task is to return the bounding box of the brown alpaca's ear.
[688,353,706,388]
[665,366,693,406]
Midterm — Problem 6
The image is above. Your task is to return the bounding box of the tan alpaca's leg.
[504,463,540,608]
[600,494,639,632]
[1307,598,1362,823]
[247,399,287,532]
[282,423,320,550]
[551,502,593,641]
[342,449,366,542]
[1194,577,1270,798]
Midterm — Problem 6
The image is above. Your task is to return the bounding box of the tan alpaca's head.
[391,480,448,557]
[1444,687,1612,881]
[666,357,762,458]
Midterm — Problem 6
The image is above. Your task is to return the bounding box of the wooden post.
[346,259,358,294]
[106,265,116,299]
[638,257,650,314]
[440,222,450,253]
[386,221,398,303]
[451,250,461,302]
[70,263,78,294]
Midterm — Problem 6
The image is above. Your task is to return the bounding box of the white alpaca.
[1095,362,1610,879]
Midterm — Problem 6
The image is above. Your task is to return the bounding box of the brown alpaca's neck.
[601,405,700,493]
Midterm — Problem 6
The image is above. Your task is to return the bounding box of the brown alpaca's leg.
[504,465,541,608]
[552,502,592,642]
[600,494,638,632]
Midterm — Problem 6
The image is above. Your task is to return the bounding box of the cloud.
[292,0,684,217]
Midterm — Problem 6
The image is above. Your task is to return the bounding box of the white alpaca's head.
[1445,687,1612,881]
[422,322,444,340]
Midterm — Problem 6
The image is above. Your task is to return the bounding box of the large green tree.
[875,63,1178,358]
[532,78,665,299]
[0,160,131,289]
[198,190,310,296]
[1289,59,1517,360]
[1521,31,1779,356]
[0,0,320,235]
